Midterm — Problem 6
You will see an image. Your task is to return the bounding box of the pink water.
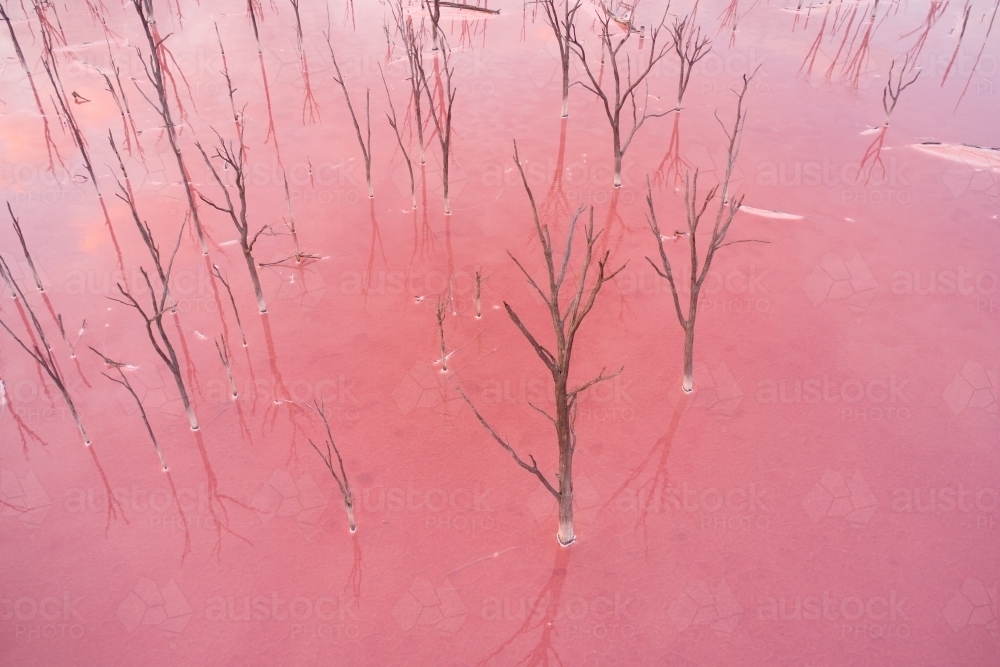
[1,0,998,665]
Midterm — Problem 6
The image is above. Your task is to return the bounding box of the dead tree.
[381,64,416,209]
[196,131,271,314]
[569,3,676,187]
[428,0,442,50]
[289,0,321,123]
[0,255,88,445]
[8,204,44,293]
[326,36,374,198]
[460,142,624,547]
[882,54,920,125]
[416,37,457,214]
[539,0,582,117]
[474,268,489,318]
[392,2,428,165]
[109,204,200,431]
[436,297,448,371]
[131,0,210,254]
[671,15,711,108]
[645,75,763,393]
[0,248,121,527]
[309,400,356,532]
[0,3,64,173]
[215,336,237,399]
[91,349,168,470]
[212,265,247,347]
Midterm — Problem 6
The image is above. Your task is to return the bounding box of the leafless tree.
[8,204,44,293]
[0,254,88,445]
[416,37,458,214]
[104,154,199,431]
[309,400,356,532]
[882,54,920,125]
[289,0,321,123]
[212,265,247,347]
[397,4,429,165]
[326,35,374,198]
[569,3,676,187]
[645,75,764,393]
[216,336,238,399]
[91,349,168,470]
[0,3,64,173]
[474,268,489,318]
[196,129,271,314]
[671,14,711,108]
[436,297,449,371]
[459,142,625,547]
[381,64,417,209]
[0,237,121,527]
[131,0,210,254]
[538,0,582,117]
[428,0,443,50]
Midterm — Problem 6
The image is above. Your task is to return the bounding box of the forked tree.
[0,240,121,526]
[196,125,271,314]
[327,36,374,198]
[645,75,763,393]
[569,2,676,187]
[309,400,357,532]
[538,0,582,117]
[671,14,711,108]
[882,54,920,126]
[416,36,457,214]
[390,1,428,165]
[105,154,200,431]
[460,143,624,547]
[0,254,90,445]
[131,0,210,254]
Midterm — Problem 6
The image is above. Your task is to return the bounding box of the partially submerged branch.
[309,400,356,532]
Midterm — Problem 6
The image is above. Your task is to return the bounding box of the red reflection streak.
[475,548,571,667]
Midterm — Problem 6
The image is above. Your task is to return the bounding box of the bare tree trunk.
[245,248,267,314]
[555,379,575,546]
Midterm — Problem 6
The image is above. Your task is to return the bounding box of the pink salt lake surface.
[0,0,997,665]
